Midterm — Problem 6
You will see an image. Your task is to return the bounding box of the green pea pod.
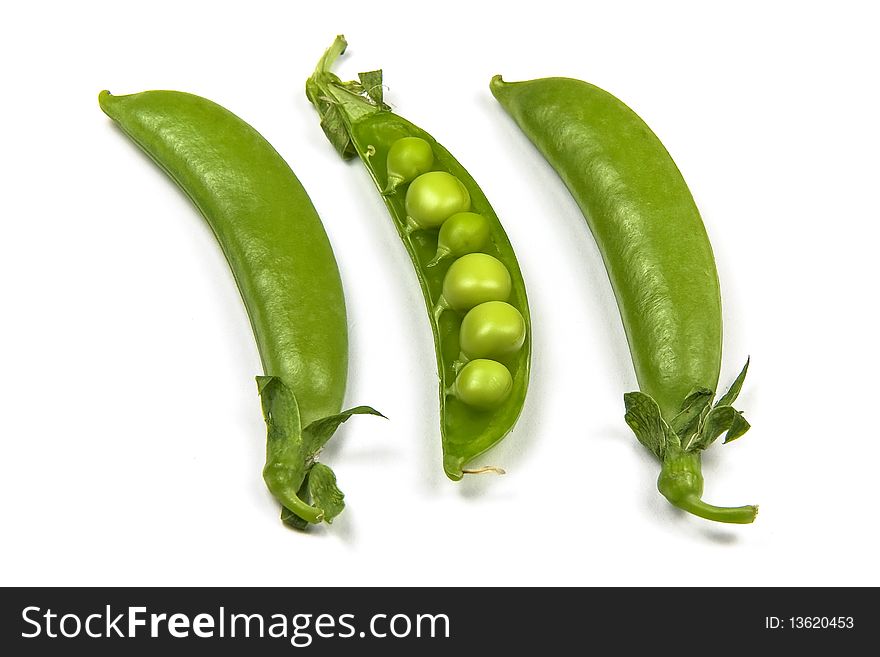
[491,76,756,523]
[99,89,382,527]
[307,37,531,480]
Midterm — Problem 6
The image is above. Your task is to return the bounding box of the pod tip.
[443,455,464,481]
[489,75,509,99]
[98,89,113,111]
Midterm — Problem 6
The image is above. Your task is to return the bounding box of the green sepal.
[318,105,358,160]
[685,358,752,449]
[306,463,346,523]
[626,359,753,455]
[358,70,389,108]
[280,508,310,530]
[670,387,714,439]
[724,412,751,444]
[302,405,386,456]
[257,376,383,527]
[624,391,678,459]
[257,375,305,466]
[257,376,317,522]
[681,387,715,409]
[256,375,299,422]
[280,463,346,528]
[716,358,749,408]
[688,405,750,451]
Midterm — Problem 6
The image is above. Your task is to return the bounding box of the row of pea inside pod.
[385,137,527,411]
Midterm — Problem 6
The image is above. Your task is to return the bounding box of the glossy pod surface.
[308,38,531,480]
[100,90,347,425]
[491,77,720,420]
[492,76,756,524]
[100,90,382,528]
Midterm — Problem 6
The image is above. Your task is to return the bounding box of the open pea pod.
[307,36,531,480]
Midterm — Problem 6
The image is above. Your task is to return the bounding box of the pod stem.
[426,245,451,267]
[274,489,325,525]
[433,296,450,323]
[404,216,420,235]
[306,35,387,160]
[314,35,348,78]
[382,176,404,196]
[673,497,758,524]
[657,448,757,524]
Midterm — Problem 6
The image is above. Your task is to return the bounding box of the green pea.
[459,301,526,360]
[405,171,471,230]
[452,359,513,410]
[427,212,491,267]
[383,137,434,194]
[440,253,512,314]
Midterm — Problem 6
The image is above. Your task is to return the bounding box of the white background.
[2,0,878,586]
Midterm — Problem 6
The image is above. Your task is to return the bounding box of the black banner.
[0,587,870,653]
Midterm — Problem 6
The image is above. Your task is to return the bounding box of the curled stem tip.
[266,479,325,524]
[658,449,757,525]
[287,497,324,524]
[317,35,347,73]
[461,466,506,475]
[489,75,509,96]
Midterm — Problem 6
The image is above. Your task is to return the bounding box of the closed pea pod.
[492,75,756,524]
[99,89,381,528]
[307,37,531,479]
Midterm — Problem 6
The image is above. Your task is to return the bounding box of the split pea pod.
[99,89,380,528]
[491,76,756,523]
[307,37,531,480]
